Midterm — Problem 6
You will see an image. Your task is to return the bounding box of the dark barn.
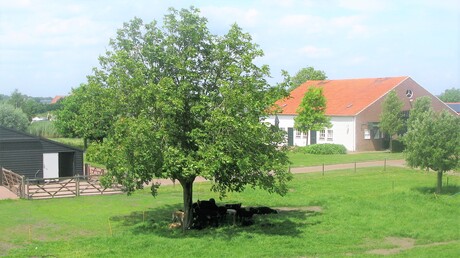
[0,126,84,179]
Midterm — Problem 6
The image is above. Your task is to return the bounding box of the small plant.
[301,144,347,155]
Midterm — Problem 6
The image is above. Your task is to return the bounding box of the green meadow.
[1,167,459,257]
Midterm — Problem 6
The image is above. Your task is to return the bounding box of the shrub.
[0,103,29,131]
[85,142,107,165]
[391,139,405,153]
[302,144,347,155]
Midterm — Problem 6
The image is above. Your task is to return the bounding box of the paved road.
[0,159,406,200]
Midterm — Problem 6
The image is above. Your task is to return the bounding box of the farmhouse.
[0,125,84,179]
[265,76,455,151]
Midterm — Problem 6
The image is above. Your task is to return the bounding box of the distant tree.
[438,88,460,102]
[403,101,460,194]
[0,94,8,103]
[55,84,113,142]
[0,103,29,131]
[72,7,291,229]
[7,89,27,109]
[289,67,327,91]
[294,86,331,137]
[21,99,48,120]
[379,90,404,151]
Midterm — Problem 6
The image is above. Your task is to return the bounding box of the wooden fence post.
[25,178,30,199]
[76,175,80,197]
[21,176,25,198]
[0,167,3,186]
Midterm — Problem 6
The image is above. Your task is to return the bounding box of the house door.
[287,127,294,146]
[310,130,317,145]
[43,153,59,178]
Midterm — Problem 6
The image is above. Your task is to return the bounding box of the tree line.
[0,90,61,131]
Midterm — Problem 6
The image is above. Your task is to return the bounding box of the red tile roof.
[51,95,65,104]
[275,76,409,116]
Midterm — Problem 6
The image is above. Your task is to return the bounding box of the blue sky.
[1,0,459,97]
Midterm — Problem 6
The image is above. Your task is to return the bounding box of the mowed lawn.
[1,167,459,257]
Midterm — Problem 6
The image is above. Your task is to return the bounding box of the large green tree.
[78,7,290,229]
[289,67,327,92]
[294,86,331,136]
[379,90,404,151]
[0,103,29,131]
[403,98,460,193]
[438,88,460,102]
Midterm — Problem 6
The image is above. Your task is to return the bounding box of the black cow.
[249,206,278,215]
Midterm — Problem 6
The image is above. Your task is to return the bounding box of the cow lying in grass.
[173,199,278,230]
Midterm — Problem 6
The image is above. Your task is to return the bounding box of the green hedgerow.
[299,143,347,155]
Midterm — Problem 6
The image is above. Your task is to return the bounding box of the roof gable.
[276,76,409,116]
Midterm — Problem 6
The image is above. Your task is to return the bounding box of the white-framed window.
[295,130,301,138]
[327,129,333,141]
[364,129,371,139]
[319,130,326,140]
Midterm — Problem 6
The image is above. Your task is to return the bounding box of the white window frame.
[327,129,333,141]
[319,130,326,140]
[295,130,301,138]
[364,129,371,139]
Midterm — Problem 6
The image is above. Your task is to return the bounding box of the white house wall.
[264,115,356,151]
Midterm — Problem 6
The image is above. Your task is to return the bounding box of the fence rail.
[1,166,123,200]
[25,175,123,199]
[1,167,25,198]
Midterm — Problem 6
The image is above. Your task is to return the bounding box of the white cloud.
[201,6,261,28]
[331,15,371,38]
[338,0,389,12]
[279,14,327,34]
[298,45,333,58]
[346,56,368,65]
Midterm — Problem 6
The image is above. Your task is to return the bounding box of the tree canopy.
[0,103,29,131]
[294,86,331,134]
[403,97,460,193]
[289,67,327,92]
[66,7,291,229]
[379,90,404,151]
[438,88,460,102]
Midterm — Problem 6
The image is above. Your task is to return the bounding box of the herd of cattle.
[170,198,278,229]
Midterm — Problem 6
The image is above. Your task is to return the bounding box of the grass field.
[1,167,459,257]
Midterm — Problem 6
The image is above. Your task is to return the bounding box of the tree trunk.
[179,178,194,230]
[436,171,443,194]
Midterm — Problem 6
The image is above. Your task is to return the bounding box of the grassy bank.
[1,167,458,257]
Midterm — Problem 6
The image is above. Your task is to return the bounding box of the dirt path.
[0,186,19,200]
[0,159,406,200]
